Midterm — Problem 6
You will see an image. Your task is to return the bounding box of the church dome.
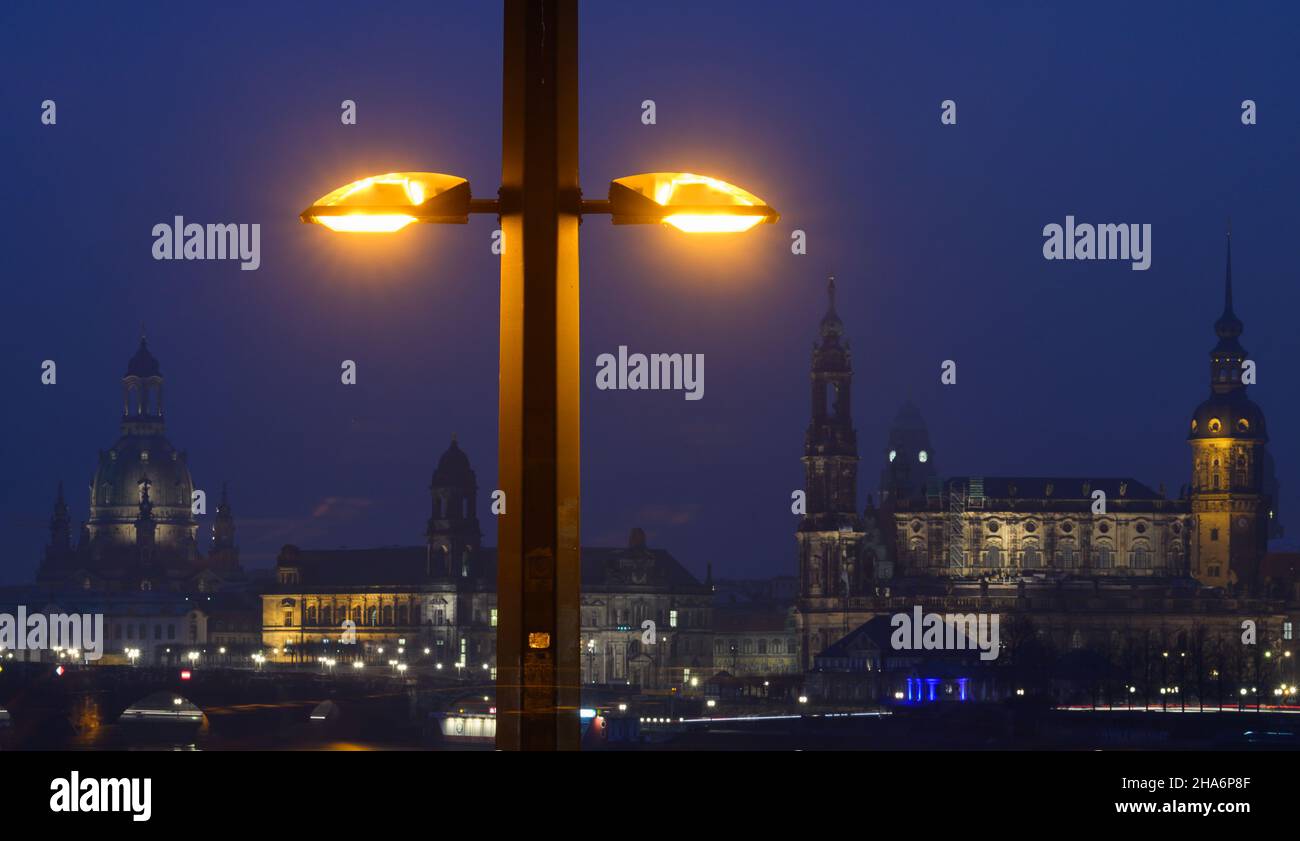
[90,431,196,517]
[431,438,475,487]
[1189,392,1267,442]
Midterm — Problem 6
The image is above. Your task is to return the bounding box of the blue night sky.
[2,1,1298,583]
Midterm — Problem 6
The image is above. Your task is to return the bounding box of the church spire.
[819,274,844,339]
[212,481,238,556]
[1215,221,1243,340]
[803,277,859,515]
[1209,224,1248,395]
[48,481,71,552]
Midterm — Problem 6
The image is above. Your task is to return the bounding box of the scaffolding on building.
[947,477,984,570]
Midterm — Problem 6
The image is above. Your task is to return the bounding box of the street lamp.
[298,0,780,751]
[301,170,776,233]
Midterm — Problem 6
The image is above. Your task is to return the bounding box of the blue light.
[926,678,938,702]
[958,678,968,701]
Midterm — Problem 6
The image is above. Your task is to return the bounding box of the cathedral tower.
[45,482,72,562]
[880,400,937,505]
[1188,230,1270,589]
[208,482,241,573]
[797,276,864,599]
[427,437,482,577]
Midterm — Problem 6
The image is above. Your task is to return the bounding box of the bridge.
[0,663,494,749]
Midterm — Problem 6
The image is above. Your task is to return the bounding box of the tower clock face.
[1237,517,1248,529]
[889,450,897,463]
[918,450,928,463]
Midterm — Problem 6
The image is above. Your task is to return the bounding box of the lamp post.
[300,0,778,751]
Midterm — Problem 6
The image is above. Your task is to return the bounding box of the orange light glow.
[316,215,417,233]
[303,172,468,233]
[663,214,765,233]
[609,172,775,232]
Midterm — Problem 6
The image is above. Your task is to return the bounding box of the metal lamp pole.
[494,0,582,752]
[300,0,778,750]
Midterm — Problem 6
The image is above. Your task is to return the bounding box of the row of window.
[112,622,195,642]
[956,546,1162,569]
[582,607,697,629]
[718,638,789,655]
[586,635,710,657]
[288,605,496,628]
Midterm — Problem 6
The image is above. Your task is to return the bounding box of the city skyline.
[6,0,1300,587]
[8,237,1287,587]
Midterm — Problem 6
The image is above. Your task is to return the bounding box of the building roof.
[944,476,1165,501]
[274,531,708,593]
[431,438,475,487]
[276,545,468,587]
[125,336,161,378]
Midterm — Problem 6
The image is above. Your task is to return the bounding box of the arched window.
[983,545,1002,568]
[306,606,317,626]
[382,605,394,625]
[758,639,768,654]
[367,607,378,626]
[1022,544,1042,569]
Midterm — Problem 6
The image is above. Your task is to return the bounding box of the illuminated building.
[262,442,713,688]
[1187,232,1271,588]
[36,336,243,593]
[796,240,1296,683]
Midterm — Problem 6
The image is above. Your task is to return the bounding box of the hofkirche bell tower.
[795,277,869,665]
[1188,230,1271,589]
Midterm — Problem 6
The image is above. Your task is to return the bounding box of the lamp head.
[608,172,778,232]
[301,172,471,232]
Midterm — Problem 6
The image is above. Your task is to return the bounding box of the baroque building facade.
[796,241,1294,677]
[263,440,715,691]
[262,438,498,669]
